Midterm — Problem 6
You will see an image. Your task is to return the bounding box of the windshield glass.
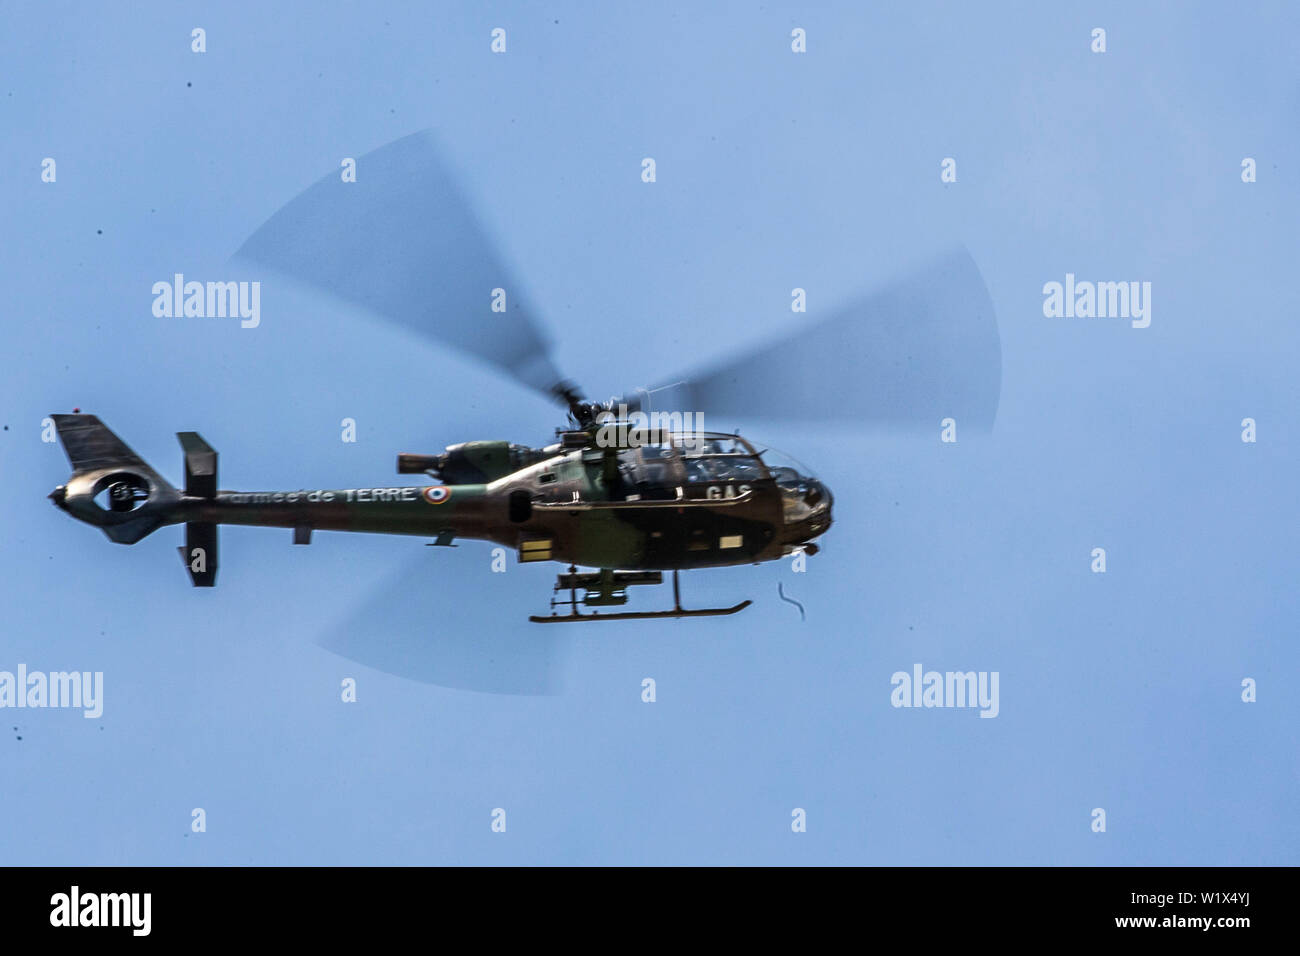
[747,441,818,485]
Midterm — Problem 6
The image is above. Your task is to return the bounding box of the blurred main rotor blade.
[236,129,567,399]
[634,247,1001,432]
[317,553,568,695]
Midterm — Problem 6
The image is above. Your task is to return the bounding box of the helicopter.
[47,401,830,622]
[47,131,1001,622]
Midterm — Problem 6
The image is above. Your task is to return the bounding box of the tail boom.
[50,413,490,587]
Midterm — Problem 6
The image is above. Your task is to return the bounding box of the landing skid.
[529,568,752,623]
[529,603,751,623]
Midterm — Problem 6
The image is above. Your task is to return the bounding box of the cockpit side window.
[634,443,678,483]
[669,432,772,483]
[604,443,681,499]
[682,454,765,483]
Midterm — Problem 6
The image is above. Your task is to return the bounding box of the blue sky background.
[2,1,1297,864]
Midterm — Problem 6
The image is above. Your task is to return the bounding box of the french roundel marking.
[423,486,451,505]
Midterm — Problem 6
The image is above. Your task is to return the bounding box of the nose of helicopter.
[809,479,833,532]
[806,478,832,511]
[778,475,832,546]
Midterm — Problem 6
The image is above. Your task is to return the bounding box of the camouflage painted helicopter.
[48,400,833,621]
[48,131,1000,622]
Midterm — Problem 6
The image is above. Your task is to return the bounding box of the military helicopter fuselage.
[49,414,832,621]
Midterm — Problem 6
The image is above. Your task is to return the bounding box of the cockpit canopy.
[619,432,831,526]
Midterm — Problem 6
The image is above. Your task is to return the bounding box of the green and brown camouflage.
[48,414,832,616]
